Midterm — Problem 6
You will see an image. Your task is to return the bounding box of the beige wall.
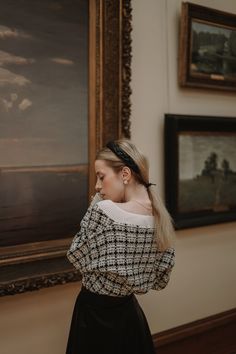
[0,1,236,353]
[131,0,236,333]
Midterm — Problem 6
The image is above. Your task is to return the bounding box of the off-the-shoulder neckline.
[94,200,155,229]
[98,199,154,217]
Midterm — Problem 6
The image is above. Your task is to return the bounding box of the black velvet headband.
[106,141,140,174]
[106,141,156,189]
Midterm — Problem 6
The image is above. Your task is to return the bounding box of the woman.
[66,139,175,354]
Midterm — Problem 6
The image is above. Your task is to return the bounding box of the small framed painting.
[179,2,236,91]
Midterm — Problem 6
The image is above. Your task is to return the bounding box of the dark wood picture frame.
[0,0,132,296]
[165,114,236,229]
[179,2,236,91]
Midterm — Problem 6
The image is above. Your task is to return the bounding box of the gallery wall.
[131,0,236,333]
[0,1,236,354]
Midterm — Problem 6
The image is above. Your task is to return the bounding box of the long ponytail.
[97,139,175,251]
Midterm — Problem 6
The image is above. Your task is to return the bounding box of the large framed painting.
[0,0,132,296]
[179,2,236,91]
[165,114,236,229]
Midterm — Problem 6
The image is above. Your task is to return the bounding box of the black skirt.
[66,286,155,354]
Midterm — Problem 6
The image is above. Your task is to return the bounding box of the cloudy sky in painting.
[192,20,233,38]
[179,133,236,180]
[0,0,88,167]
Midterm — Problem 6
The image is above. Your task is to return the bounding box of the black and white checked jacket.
[67,200,175,297]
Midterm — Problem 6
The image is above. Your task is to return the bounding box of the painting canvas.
[0,0,89,248]
[190,21,236,82]
[179,133,236,213]
[165,114,236,229]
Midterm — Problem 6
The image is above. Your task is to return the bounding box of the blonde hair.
[96,139,175,251]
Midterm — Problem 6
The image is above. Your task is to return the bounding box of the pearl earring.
[124,180,128,185]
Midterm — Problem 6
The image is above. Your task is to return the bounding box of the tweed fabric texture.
[67,202,175,296]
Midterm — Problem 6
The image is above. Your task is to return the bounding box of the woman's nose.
[95,179,101,192]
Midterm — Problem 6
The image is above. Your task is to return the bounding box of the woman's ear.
[121,166,131,183]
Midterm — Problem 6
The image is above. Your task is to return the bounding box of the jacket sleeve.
[66,204,102,272]
[152,247,175,291]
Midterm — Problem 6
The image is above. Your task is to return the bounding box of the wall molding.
[153,308,236,354]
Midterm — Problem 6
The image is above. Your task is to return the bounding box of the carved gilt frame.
[0,0,132,296]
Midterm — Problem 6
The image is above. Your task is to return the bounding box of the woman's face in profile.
[95,160,125,202]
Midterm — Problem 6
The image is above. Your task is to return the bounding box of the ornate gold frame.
[0,0,132,296]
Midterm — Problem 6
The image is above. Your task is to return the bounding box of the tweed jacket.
[67,199,175,296]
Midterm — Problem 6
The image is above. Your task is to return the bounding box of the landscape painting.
[0,0,132,296]
[179,2,236,91]
[190,20,236,81]
[0,0,89,247]
[165,114,236,229]
[178,133,236,213]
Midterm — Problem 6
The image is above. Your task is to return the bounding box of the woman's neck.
[124,182,150,203]
[118,183,153,215]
